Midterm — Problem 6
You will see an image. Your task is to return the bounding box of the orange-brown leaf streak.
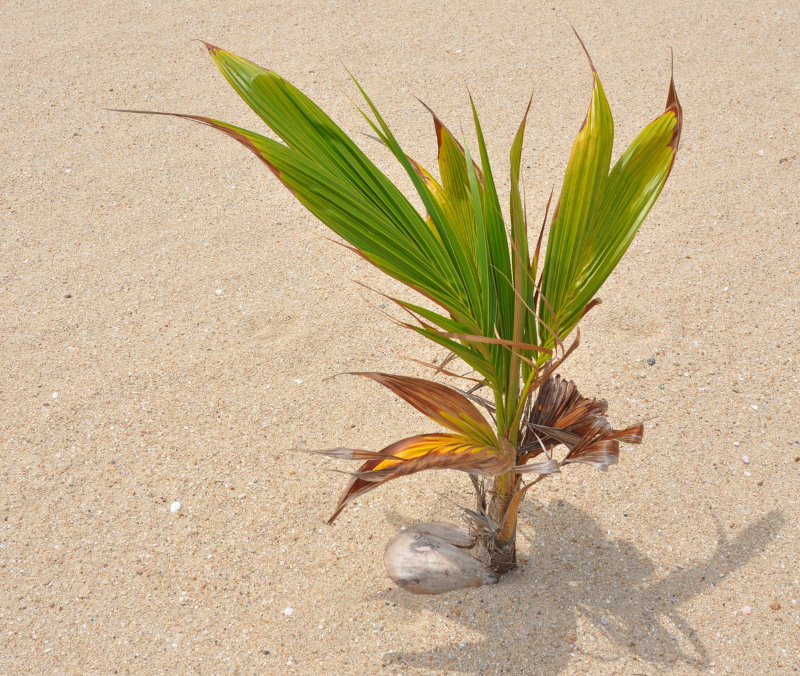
[327,433,511,524]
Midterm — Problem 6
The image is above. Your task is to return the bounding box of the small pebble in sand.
[646,357,656,366]
[169,501,181,513]
[293,378,303,384]
[742,455,750,464]
[733,441,740,447]
[770,601,781,611]
[751,404,759,411]
[741,606,752,615]
[283,607,295,616]
[215,289,223,295]
[756,149,764,156]
[52,392,58,399]
[744,471,751,477]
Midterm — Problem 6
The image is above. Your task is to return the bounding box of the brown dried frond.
[519,374,643,471]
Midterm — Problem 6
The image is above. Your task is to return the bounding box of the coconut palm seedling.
[118,34,681,594]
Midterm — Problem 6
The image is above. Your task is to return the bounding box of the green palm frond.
[538,44,682,347]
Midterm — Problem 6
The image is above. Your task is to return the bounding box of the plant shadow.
[382,501,784,675]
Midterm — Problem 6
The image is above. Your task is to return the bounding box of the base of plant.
[485,537,517,576]
[384,521,499,594]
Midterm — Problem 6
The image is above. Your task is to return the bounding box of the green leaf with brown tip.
[425,107,480,260]
[539,70,614,345]
[539,57,682,347]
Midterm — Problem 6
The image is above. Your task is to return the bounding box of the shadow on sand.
[382,502,783,675]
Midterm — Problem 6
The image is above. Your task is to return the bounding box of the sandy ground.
[2,0,799,673]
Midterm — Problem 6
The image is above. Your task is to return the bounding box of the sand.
[2,0,799,673]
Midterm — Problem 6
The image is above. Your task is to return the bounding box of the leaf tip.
[661,49,683,154]
[572,27,597,74]
[581,298,602,318]
[194,39,223,54]
[416,97,446,147]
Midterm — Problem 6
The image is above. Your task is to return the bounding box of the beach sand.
[2,0,798,673]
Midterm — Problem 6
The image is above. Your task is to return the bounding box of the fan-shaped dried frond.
[520,374,643,470]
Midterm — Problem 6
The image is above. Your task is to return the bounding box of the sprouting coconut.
[119,32,680,591]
